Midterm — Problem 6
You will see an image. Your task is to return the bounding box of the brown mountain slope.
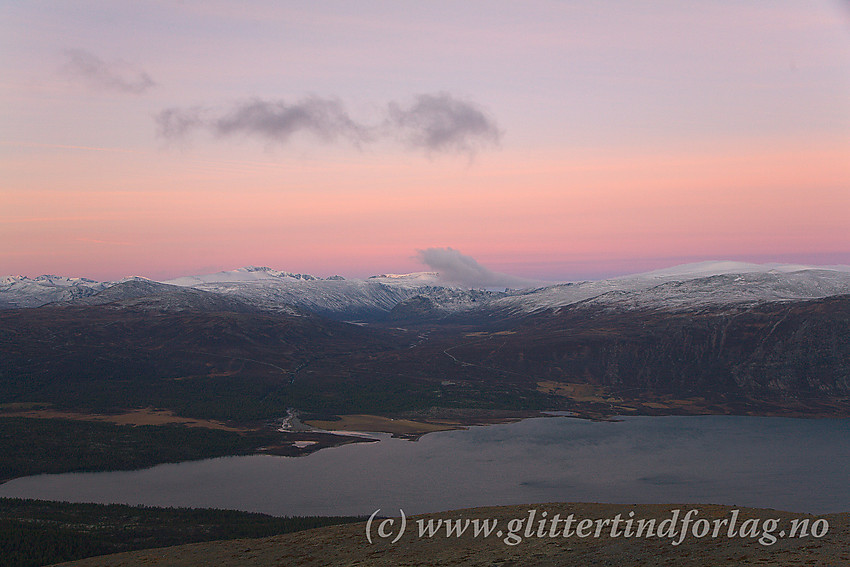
[55,503,848,567]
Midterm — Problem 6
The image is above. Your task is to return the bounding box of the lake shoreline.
[2,414,848,517]
[2,396,849,484]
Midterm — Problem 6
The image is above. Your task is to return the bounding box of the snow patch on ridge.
[164,266,321,286]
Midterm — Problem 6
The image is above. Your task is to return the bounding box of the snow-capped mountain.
[164,265,324,286]
[583,269,850,312]
[66,278,287,314]
[0,275,109,309]
[0,266,456,316]
[482,262,850,316]
[162,266,451,319]
[625,260,850,279]
[3,261,850,318]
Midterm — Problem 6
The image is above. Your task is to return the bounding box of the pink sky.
[2,1,849,281]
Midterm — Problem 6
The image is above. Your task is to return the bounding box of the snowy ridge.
[0,275,109,309]
[164,262,850,318]
[164,266,322,286]
[4,261,850,316]
[583,270,850,312]
[624,260,850,279]
[162,268,450,318]
[368,272,441,283]
[184,278,450,319]
[487,264,850,315]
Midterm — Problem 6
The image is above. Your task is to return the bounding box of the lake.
[1,415,848,516]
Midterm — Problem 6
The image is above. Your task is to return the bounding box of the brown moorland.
[54,503,848,567]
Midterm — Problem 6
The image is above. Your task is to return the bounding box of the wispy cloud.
[154,107,206,139]
[214,97,371,145]
[388,93,501,156]
[62,49,156,94]
[155,93,501,157]
[417,247,539,289]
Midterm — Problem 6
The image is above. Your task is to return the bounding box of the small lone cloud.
[62,49,155,94]
[214,97,371,145]
[416,247,538,289]
[155,93,501,158]
[388,93,501,157]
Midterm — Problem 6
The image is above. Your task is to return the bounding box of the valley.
[1,261,849,483]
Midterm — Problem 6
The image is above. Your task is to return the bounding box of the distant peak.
[238,266,320,279]
[4,274,103,286]
[162,266,323,286]
[369,272,440,279]
[627,260,850,281]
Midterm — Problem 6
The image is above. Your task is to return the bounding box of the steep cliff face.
[723,297,850,395]
[445,295,850,399]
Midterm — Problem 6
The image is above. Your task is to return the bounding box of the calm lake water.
[1,415,848,516]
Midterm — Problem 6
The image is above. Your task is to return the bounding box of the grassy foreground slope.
[0,498,360,567]
[53,503,849,567]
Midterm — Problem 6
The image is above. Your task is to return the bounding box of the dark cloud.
[63,49,155,94]
[214,97,371,144]
[417,247,538,289]
[388,93,502,156]
[155,93,501,157]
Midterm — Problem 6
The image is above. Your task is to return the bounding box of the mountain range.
[4,260,850,319]
[1,261,849,420]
